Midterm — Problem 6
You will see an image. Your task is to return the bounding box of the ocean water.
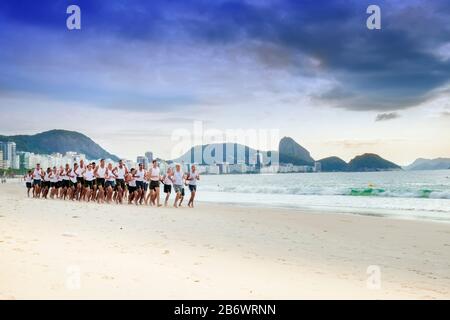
[197,170,450,222]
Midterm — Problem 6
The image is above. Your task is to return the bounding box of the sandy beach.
[0,182,449,300]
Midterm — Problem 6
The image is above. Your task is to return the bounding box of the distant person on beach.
[94,159,107,204]
[83,163,95,202]
[135,163,146,205]
[112,160,128,204]
[162,167,174,207]
[32,163,44,198]
[105,162,117,203]
[186,165,200,208]
[49,167,58,199]
[148,160,162,207]
[173,164,185,208]
[126,168,139,205]
[75,160,86,200]
[42,168,52,199]
[24,170,33,197]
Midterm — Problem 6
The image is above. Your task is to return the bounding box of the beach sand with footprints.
[0,182,449,299]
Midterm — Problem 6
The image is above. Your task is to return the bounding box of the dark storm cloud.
[1,0,449,112]
[375,112,400,122]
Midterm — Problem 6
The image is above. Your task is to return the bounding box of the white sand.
[0,183,449,300]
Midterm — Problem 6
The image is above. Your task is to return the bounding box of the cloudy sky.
[0,0,449,165]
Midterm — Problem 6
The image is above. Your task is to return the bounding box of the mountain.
[348,153,401,172]
[318,156,349,172]
[279,137,314,165]
[0,130,119,161]
[404,158,450,171]
[171,143,277,166]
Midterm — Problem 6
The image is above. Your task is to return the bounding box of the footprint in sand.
[62,232,78,237]
[163,250,170,255]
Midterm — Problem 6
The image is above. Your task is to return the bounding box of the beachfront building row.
[0,141,19,169]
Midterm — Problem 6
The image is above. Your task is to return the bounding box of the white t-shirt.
[163,174,173,185]
[25,175,32,183]
[62,170,70,181]
[33,169,42,180]
[188,171,199,185]
[50,172,58,183]
[150,167,160,181]
[84,169,95,181]
[173,171,183,186]
[97,166,107,178]
[70,172,77,183]
[136,169,146,182]
[75,166,83,177]
[116,166,126,179]
[128,176,136,187]
[106,169,116,182]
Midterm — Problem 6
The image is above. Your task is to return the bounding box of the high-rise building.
[136,156,149,169]
[0,141,17,169]
[145,151,153,163]
[0,150,5,169]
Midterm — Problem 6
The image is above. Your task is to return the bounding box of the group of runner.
[24,159,200,208]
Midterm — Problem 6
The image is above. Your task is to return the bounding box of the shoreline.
[0,183,449,299]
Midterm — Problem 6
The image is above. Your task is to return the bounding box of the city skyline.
[0,1,449,165]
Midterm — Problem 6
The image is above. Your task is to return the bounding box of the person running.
[94,159,107,204]
[105,163,117,203]
[42,168,52,199]
[32,164,44,198]
[68,165,78,200]
[24,170,33,198]
[113,160,128,204]
[75,160,85,201]
[135,163,146,205]
[162,167,174,207]
[49,167,59,199]
[172,164,185,208]
[148,160,162,207]
[61,164,71,200]
[57,166,64,199]
[83,163,96,202]
[186,165,200,208]
[126,168,139,205]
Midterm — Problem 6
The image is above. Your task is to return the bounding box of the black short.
[164,184,172,194]
[105,180,115,189]
[50,182,57,188]
[85,180,94,188]
[62,180,70,188]
[136,181,144,190]
[44,181,51,189]
[128,186,137,194]
[116,179,125,190]
[77,177,84,184]
[33,179,41,186]
[150,180,160,190]
[96,178,105,188]
[26,182,32,189]
[143,182,149,192]
[189,184,197,192]
[56,181,62,189]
